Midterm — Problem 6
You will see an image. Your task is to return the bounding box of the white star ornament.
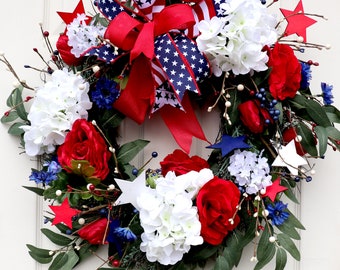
[114,170,149,209]
[271,140,307,176]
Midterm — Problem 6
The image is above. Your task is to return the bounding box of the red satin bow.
[103,3,208,153]
[104,4,195,62]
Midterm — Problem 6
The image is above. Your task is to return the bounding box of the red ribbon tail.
[113,55,155,124]
[159,93,208,154]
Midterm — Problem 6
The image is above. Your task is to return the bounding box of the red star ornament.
[57,0,92,25]
[280,0,317,42]
[49,198,81,229]
[262,178,288,202]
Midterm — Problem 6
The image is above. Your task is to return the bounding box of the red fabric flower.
[160,149,209,176]
[78,218,109,245]
[56,33,82,66]
[268,43,301,101]
[196,177,240,245]
[238,100,272,134]
[57,119,111,180]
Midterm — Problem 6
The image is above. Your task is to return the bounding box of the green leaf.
[59,250,79,270]
[41,228,73,246]
[6,86,28,121]
[190,244,219,261]
[48,252,68,270]
[102,110,125,129]
[27,244,53,258]
[254,245,275,270]
[6,86,21,107]
[276,101,284,124]
[122,163,137,180]
[28,251,53,264]
[324,105,340,123]
[227,89,241,127]
[117,139,149,164]
[213,255,230,270]
[275,248,287,270]
[285,209,305,230]
[8,122,25,136]
[1,110,18,123]
[280,180,299,204]
[289,95,307,110]
[78,242,98,262]
[314,126,328,157]
[23,185,45,196]
[277,233,300,261]
[256,225,275,262]
[55,223,70,234]
[326,126,340,140]
[305,99,332,127]
[296,123,317,157]
[276,221,300,240]
[221,232,244,268]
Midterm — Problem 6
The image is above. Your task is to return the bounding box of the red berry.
[33,48,38,52]
[43,31,49,37]
[88,184,95,191]
[4,111,10,116]
[112,260,120,267]
[25,96,33,102]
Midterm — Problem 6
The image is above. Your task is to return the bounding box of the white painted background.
[0,0,339,269]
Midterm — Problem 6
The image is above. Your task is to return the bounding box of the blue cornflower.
[267,201,290,226]
[113,227,137,242]
[91,77,120,109]
[29,160,61,185]
[300,62,312,89]
[321,82,334,105]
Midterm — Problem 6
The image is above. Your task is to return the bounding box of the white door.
[1,0,339,269]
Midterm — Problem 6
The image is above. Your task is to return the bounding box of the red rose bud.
[78,218,109,245]
[197,177,240,245]
[267,43,301,101]
[57,119,112,180]
[238,100,272,134]
[160,149,209,176]
[56,33,82,66]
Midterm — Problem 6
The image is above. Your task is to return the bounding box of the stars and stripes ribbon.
[185,0,225,38]
[87,0,211,153]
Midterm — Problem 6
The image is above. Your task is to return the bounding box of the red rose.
[238,100,272,134]
[57,119,111,180]
[268,43,301,101]
[78,218,109,245]
[196,177,240,245]
[160,149,209,176]
[56,33,82,66]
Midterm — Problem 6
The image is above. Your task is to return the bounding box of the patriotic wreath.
[1,0,337,269]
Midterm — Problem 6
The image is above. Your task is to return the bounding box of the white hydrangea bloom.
[136,169,213,265]
[21,69,92,156]
[67,13,106,58]
[227,150,272,194]
[196,0,277,76]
